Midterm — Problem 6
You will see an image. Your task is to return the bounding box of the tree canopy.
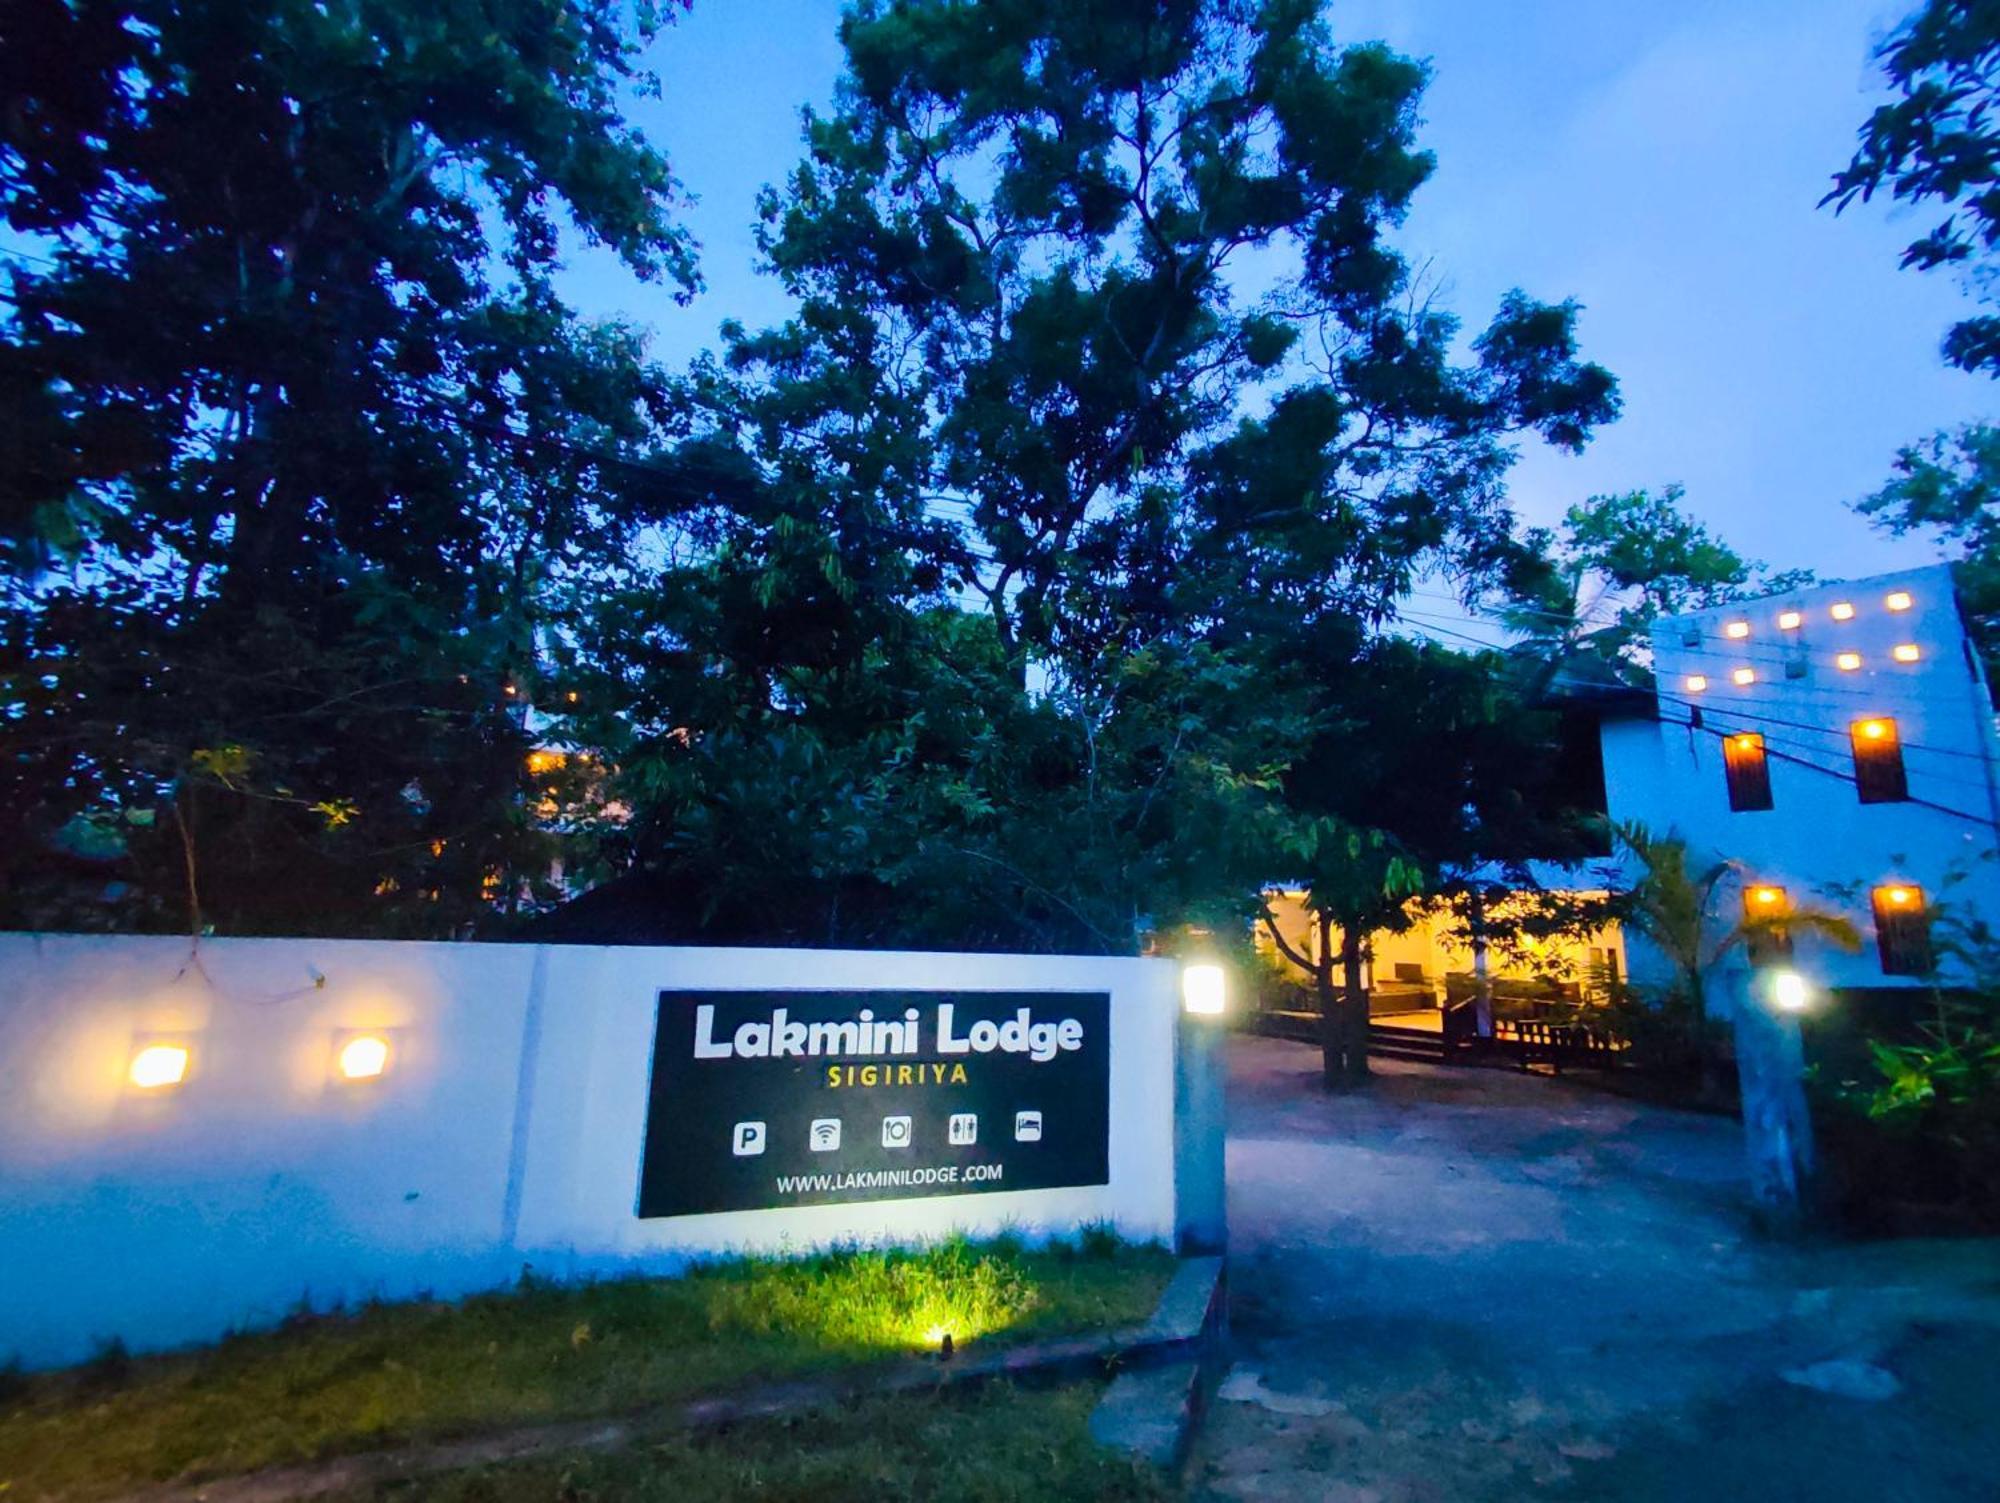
[4,0,1627,982]
[1827,0,2000,375]
[1,0,698,932]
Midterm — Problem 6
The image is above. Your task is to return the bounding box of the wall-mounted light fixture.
[129,1043,190,1090]
[1731,667,1756,686]
[1181,963,1226,1016]
[1768,969,1812,1014]
[1830,602,1856,622]
[1885,591,1913,612]
[1892,644,1921,663]
[336,1034,392,1081]
[1777,610,1802,631]
[1724,620,1751,639]
[1684,674,1708,693]
[1836,652,1863,672]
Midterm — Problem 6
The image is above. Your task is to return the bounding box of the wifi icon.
[809,1118,842,1152]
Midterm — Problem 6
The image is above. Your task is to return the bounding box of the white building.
[1601,562,2000,993]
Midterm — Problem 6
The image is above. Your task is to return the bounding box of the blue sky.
[564,0,1993,585]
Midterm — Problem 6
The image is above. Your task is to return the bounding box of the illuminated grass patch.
[0,1231,1171,1501]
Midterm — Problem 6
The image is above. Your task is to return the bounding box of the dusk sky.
[563,0,1994,587]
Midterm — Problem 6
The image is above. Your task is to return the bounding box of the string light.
[129,1044,190,1090]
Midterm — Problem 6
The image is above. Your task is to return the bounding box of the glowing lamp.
[129,1043,190,1090]
[1830,602,1855,621]
[1886,886,1913,907]
[1770,970,1812,1014]
[1777,610,1802,631]
[1892,644,1920,663]
[1859,719,1889,741]
[1885,591,1913,612]
[1752,886,1783,907]
[1684,674,1709,693]
[1836,652,1862,672]
[1724,620,1750,639]
[1731,667,1756,686]
[1182,962,1226,1016]
[337,1035,391,1081]
[1735,734,1759,750]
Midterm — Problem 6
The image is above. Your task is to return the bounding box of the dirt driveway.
[1187,1034,2000,1503]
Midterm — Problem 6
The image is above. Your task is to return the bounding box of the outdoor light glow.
[1684,674,1708,692]
[1752,886,1784,906]
[1886,886,1913,906]
[1886,591,1913,612]
[1182,962,1226,1015]
[1777,610,1802,631]
[1770,970,1811,1014]
[337,1035,390,1080]
[1735,734,1758,750]
[1836,652,1862,671]
[1724,620,1750,639]
[923,1324,952,1347]
[1859,719,1889,740]
[129,1043,190,1090]
[1892,643,1921,663]
[1731,667,1756,686]
[1830,602,1855,621]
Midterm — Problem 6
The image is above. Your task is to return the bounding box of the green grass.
[349,1379,1172,1503]
[0,1233,1171,1502]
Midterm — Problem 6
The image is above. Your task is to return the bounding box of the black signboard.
[637,989,1110,1217]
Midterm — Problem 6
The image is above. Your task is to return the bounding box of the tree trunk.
[1469,893,1495,1039]
[1315,913,1343,1090]
[1315,915,1371,1089]
[1338,924,1372,1086]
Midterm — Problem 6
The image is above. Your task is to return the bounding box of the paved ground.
[1187,1035,2000,1503]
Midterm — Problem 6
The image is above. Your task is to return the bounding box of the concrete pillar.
[1726,968,1817,1235]
[1173,1006,1228,1256]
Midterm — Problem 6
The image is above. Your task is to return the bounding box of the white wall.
[0,934,1182,1370]
[1603,563,2000,992]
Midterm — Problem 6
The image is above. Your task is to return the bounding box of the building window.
[1722,732,1773,811]
[1743,885,1792,964]
[1872,885,1933,976]
[1850,718,1908,803]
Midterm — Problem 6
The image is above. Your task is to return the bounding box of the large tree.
[1,0,695,933]
[584,0,1619,963]
[1259,635,1611,1087]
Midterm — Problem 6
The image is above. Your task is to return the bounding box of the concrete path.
[1188,1035,2000,1502]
